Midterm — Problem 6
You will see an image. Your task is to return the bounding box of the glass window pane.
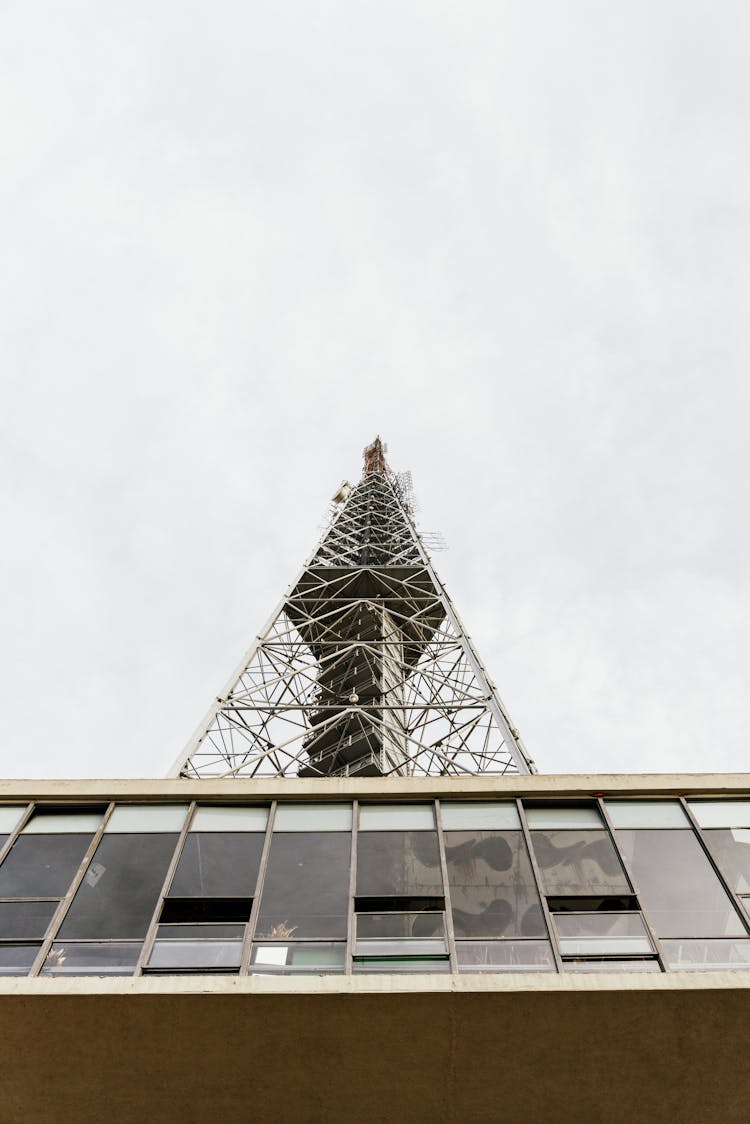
[168,833,264,898]
[148,939,242,970]
[156,923,245,939]
[0,834,94,897]
[357,831,442,897]
[446,830,545,938]
[605,800,689,828]
[564,959,660,973]
[616,829,746,938]
[359,805,435,830]
[256,832,351,938]
[661,938,750,970]
[0,944,39,976]
[0,807,27,834]
[58,833,179,939]
[440,803,520,830]
[41,942,141,976]
[105,805,188,833]
[689,801,750,828]
[273,804,352,831]
[702,830,750,894]
[552,912,651,938]
[530,830,631,896]
[558,936,653,956]
[524,806,603,829]
[23,812,103,834]
[354,939,447,957]
[353,959,451,974]
[0,900,58,939]
[356,913,445,939]
[456,940,556,972]
[250,943,345,974]
[190,806,269,832]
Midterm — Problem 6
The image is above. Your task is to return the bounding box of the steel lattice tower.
[172,439,535,779]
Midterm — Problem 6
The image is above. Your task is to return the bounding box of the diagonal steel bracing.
[171,438,536,779]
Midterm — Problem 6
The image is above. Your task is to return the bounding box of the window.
[529,829,630,897]
[445,829,545,938]
[256,832,351,939]
[58,833,179,940]
[614,829,746,938]
[250,943,345,975]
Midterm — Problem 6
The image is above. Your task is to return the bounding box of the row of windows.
[0,798,749,976]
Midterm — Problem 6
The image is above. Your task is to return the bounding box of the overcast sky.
[1,2,748,778]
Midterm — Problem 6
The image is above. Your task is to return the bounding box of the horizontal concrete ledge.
[3,968,750,997]
[1,772,750,800]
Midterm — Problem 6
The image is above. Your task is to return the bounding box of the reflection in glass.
[168,833,264,898]
[552,912,653,956]
[524,806,603,830]
[702,829,750,894]
[41,942,142,975]
[250,943,345,974]
[0,807,26,834]
[190,806,269,832]
[58,834,179,939]
[0,900,58,940]
[148,936,242,970]
[0,944,39,976]
[441,803,520,830]
[356,913,444,939]
[661,939,750,971]
[353,959,450,974]
[564,959,660,973]
[688,801,750,829]
[357,831,442,897]
[605,801,689,829]
[354,939,447,957]
[257,832,350,938]
[0,834,94,898]
[359,805,434,830]
[530,831,630,897]
[446,830,545,938]
[615,830,746,938]
[456,940,556,972]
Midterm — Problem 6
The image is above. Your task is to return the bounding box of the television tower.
[172,439,535,778]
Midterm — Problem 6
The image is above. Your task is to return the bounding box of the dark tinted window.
[702,829,750,895]
[529,830,630,896]
[0,900,58,939]
[256,832,350,939]
[357,831,442,897]
[0,834,93,898]
[168,833,264,898]
[445,830,546,938]
[616,829,746,938]
[58,834,178,939]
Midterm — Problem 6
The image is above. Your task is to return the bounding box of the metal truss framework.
[172,440,535,779]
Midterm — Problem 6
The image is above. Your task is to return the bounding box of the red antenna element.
[363,437,390,476]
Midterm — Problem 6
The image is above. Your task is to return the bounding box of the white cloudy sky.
[1,2,748,778]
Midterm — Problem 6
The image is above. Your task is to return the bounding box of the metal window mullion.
[678,797,750,937]
[596,798,667,971]
[135,801,198,976]
[434,800,457,972]
[240,801,277,974]
[0,802,35,869]
[346,801,359,974]
[29,802,116,978]
[515,799,563,973]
